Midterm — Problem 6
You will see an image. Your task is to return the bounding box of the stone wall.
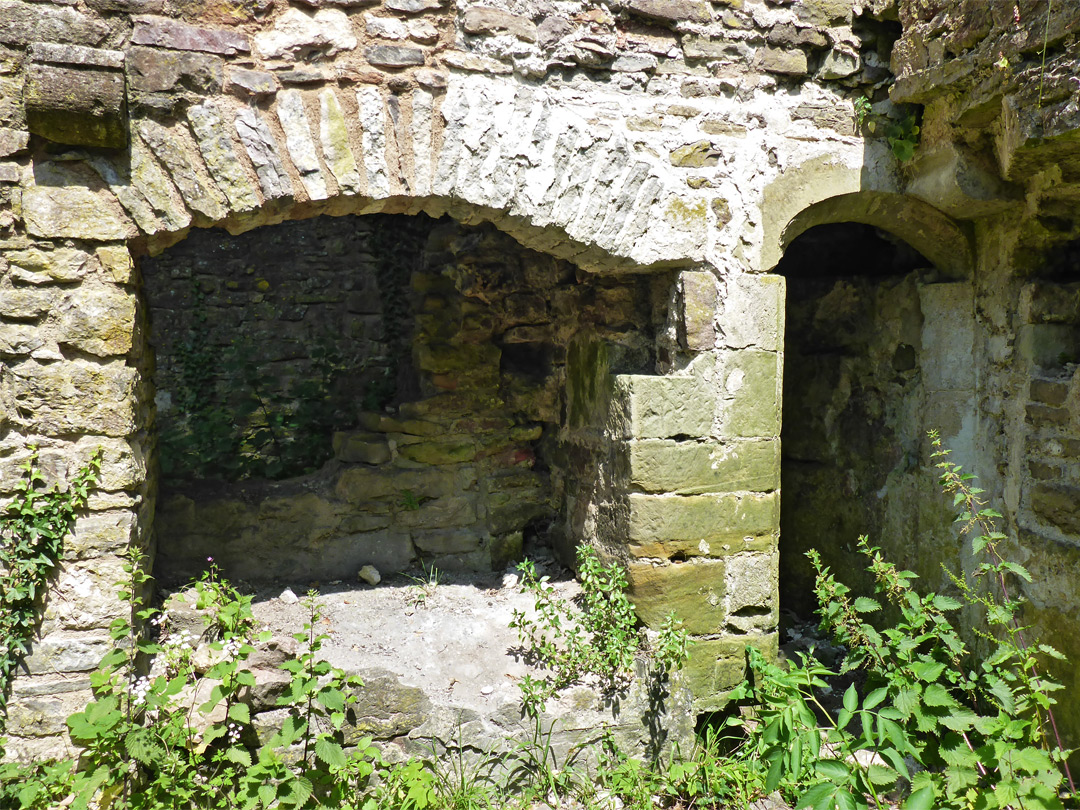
[3,0,1080,768]
[148,213,665,582]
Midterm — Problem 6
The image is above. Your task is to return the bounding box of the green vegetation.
[0,449,100,728]
[853,96,921,163]
[0,434,1075,810]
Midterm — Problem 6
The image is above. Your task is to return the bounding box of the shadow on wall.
[143,212,666,586]
[777,222,970,618]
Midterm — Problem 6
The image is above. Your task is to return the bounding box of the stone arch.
[759,155,974,279]
[23,75,709,274]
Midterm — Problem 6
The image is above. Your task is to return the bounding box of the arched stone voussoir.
[779,191,974,279]
[760,153,973,279]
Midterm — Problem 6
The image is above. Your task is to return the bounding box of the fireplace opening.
[142,213,667,587]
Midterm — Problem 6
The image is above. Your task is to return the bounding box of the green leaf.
[315,737,348,770]
[317,686,346,712]
[863,686,889,711]
[796,782,834,810]
[923,683,956,708]
[228,702,251,724]
[867,763,898,787]
[853,597,881,613]
[843,683,858,713]
[931,595,963,611]
[902,786,935,810]
[226,746,253,767]
[816,760,851,783]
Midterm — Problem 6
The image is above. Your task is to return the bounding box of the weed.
[510,545,690,718]
[0,449,100,733]
[406,560,441,609]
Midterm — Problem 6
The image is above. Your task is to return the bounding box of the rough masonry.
[0,0,1078,767]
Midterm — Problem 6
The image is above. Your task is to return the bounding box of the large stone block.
[6,246,91,284]
[627,559,726,634]
[724,551,777,634]
[2,359,138,437]
[40,555,128,634]
[625,439,779,494]
[22,167,134,241]
[56,283,138,356]
[5,688,96,737]
[25,44,127,149]
[22,632,114,674]
[683,633,777,711]
[610,374,715,440]
[716,350,781,439]
[626,492,777,559]
[720,274,785,352]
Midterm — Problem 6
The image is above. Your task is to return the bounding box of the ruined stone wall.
[147,214,664,582]
[8,0,1080,766]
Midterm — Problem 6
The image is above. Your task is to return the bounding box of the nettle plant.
[510,544,690,718]
[735,431,1074,810]
[1,550,382,810]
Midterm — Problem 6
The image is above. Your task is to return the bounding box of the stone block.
[6,247,90,284]
[333,432,392,464]
[716,350,781,439]
[609,374,715,440]
[336,465,477,502]
[1026,404,1070,428]
[625,439,779,495]
[724,551,777,633]
[342,669,432,742]
[396,496,476,529]
[366,45,426,67]
[3,359,138,437]
[1031,485,1080,537]
[463,7,538,41]
[680,271,717,351]
[23,170,133,241]
[41,556,128,633]
[56,284,138,357]
[25,44,127,149]
[794,0,853,26]
[626,492,777,559]
[65,510,139,560]
[96,245,135,285]
[920,283,975,391]
[127,46,223,93]
[131,15,250,55]
[412,528,481,554]
[0,283,53,319]
[398,439,478,465]
[1031,379,1069,407]
[621,0,711,24]
[720,274,785,352]
[757,46,808,76]
[0,127,27,159]
[23,632,114,674]
[683,633,777,710]
[0,0,108,47]
[227,67,278,97]
[670,141,721,168]
[255,8,356,60]
[6,689,95,737]
[627,559,726,634]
